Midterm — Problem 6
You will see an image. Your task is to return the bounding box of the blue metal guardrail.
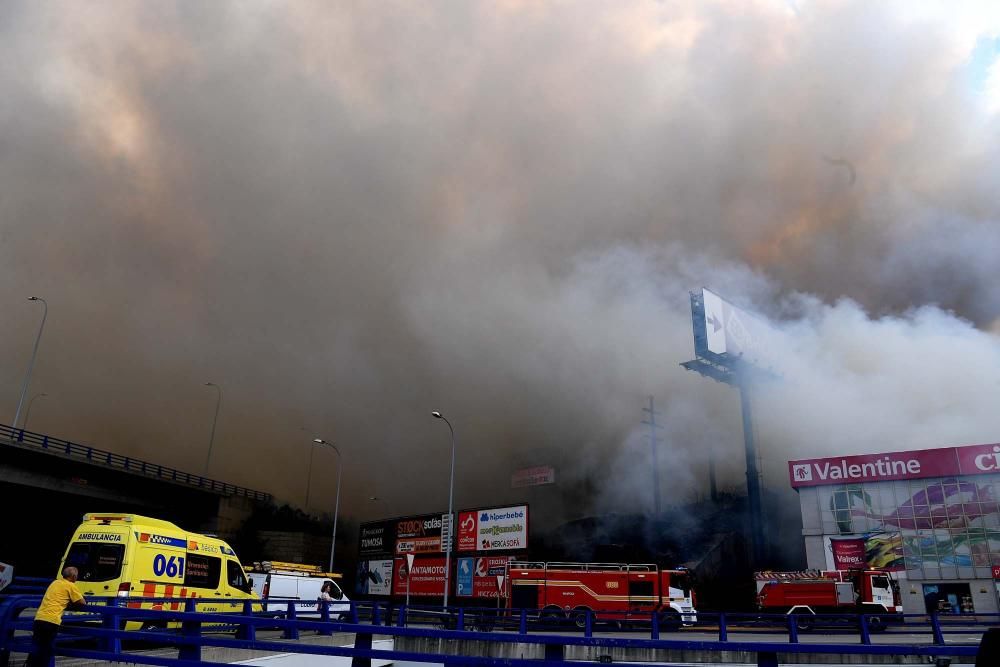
[0,577,48,597]
[0,595,987,667]
[0,424,271,501]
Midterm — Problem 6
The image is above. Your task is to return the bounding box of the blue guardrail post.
[284,602,299,640]
[758,650,778,667]
[351,630,372,667]
[320,600,333,636]
[931,613,945,645]
[238,600,256,641]
[102,598,122,654]
[859,614,871,645]
[178,599,201,662]
[544,643,564,662]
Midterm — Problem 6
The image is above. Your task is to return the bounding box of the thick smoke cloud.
[1,1,999,525]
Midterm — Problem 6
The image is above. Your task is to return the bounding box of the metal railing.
[0,424,271,501]
[0,577,48,597]
[0,595,987,667]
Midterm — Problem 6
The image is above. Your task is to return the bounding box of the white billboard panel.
[701,288,783,373]
[702,288,727,354]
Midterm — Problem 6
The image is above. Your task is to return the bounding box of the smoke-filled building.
[791,443,1000,615]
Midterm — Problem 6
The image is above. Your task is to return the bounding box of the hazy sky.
[2,1,999,525]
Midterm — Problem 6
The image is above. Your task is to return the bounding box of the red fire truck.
[507,561,697,628]
[755,569,902,630]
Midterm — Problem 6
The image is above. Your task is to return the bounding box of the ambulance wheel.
[658,610,681,631]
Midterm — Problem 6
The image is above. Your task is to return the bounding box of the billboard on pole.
[697,287,782,373]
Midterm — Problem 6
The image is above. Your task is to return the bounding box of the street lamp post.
[313,438,342,572]
[203,383,222,475]
[13,297,48,429]
[431,410,456,608]
[22,393,48,431]
[304,443,316,508]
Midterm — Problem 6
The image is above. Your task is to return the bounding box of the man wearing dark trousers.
[27,567,87,667]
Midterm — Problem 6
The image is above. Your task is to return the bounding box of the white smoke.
[0,1,998,522]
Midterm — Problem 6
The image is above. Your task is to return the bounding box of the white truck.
[247,561,351,619]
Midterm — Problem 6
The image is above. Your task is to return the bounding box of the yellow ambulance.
[59,513,257,623]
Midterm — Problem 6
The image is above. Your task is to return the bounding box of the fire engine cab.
[507,561,697,628]
[755,569,901,629]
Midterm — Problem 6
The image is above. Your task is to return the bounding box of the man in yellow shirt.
[28,567,87,667]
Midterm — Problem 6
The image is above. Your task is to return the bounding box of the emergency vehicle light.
[84,514,132,523]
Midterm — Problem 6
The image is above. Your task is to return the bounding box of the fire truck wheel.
[658,610,681,631]
[793,614,814,632]
[541,606,565,624]
[865,614,887,633]
[571,608,592,629]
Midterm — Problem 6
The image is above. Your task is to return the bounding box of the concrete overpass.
[0,423,270,576]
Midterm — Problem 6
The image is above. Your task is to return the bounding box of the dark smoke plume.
[1,1,999,527]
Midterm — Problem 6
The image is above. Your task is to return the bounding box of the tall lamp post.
[13,296,48,429]
[313,438,342,572]
[304,442,316,508]
[23,393,48,431]
[431,411,456,608]
[203,382,222,475]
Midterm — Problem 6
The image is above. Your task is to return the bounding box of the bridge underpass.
[0,424,270,577]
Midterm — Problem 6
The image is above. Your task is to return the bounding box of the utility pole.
[739,381,766,565]
[641,396,663,514]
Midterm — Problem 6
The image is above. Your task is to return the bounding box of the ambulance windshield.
[65,543,125,582]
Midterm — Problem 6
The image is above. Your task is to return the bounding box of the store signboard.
[457,505,528,552]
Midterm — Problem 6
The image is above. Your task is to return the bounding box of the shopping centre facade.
[791,442,1000,614]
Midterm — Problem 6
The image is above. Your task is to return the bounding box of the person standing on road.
[317,581,334,612]
[27,566,87,667]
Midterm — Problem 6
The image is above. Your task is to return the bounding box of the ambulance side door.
[184,553,223,612]
[133,541,186,606]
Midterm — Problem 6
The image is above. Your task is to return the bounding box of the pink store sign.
[789,443,1000,488]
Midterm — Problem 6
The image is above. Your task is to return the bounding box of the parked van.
[59,513,257,622]
[247,561,350,618]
